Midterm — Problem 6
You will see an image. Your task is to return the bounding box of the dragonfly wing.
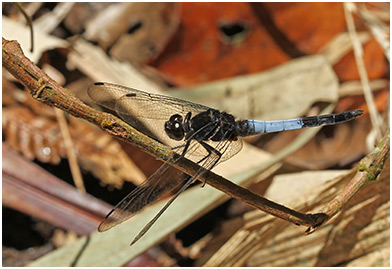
[98,158,185,232]
[88,82,211,120]
[114,88,211,143]
[88,82,211,146]
[130,139,232,244]
[87,82,132,111]
[179,118,243,164]
[98,137,210,232]
[212,138,243,163]
[130,174,195,245]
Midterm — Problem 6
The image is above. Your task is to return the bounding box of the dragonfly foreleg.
[196,141,222,187]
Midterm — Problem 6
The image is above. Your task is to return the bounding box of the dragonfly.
[88,82,364,245]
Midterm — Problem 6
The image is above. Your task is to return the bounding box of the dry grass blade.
[54,108,85,193]
[344,3,384,141]
[357,3,390,61]
[339,79,389,97]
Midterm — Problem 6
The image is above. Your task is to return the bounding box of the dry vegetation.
[2,2,389,266]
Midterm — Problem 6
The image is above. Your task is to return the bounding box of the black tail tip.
[352,109,364,117]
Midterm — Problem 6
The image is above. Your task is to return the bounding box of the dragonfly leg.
[171,143,185,152]
[156,140,188,162]
[169,136,192,158]
[178,139,191,158]
[197,141,222,187]
[172,120,218,156]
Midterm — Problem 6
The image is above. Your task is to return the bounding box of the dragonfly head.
[165,114,185,141]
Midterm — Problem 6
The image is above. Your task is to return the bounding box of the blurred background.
[2,2,389,266]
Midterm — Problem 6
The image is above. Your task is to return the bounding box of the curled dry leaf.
[2,83,145,188]
[3,106,64,164]
[2,15,67,63]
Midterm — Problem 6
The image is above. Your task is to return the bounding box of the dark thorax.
[165,109,247,143]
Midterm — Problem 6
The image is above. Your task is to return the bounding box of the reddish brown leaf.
[333,38,388,81]
[149,2,388,86]
[266,3,348,53]
[150,2,291,86]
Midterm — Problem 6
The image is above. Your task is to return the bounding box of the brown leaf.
[149,3,387,86]
[64,3,111,34]
[266,3,348,53]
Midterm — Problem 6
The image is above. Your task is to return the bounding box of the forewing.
[98,134,242,238]
[88,82,132,111]
[88,82,210,120]
[88,82,211,146]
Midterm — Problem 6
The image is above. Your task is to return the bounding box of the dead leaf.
[150,2,291,86]
[2,83,145,187]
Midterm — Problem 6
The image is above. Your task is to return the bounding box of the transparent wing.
[88,82,211,146]
[209,138,243,163]
[87,82,210,120]
[98,138,207,232]
[98,154,186,232]
[184,138,242,164]
[130,138,241,244]
[98,136,242,234]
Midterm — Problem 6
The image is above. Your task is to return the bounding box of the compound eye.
[169,114,183,123]
[165,114,184,141]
